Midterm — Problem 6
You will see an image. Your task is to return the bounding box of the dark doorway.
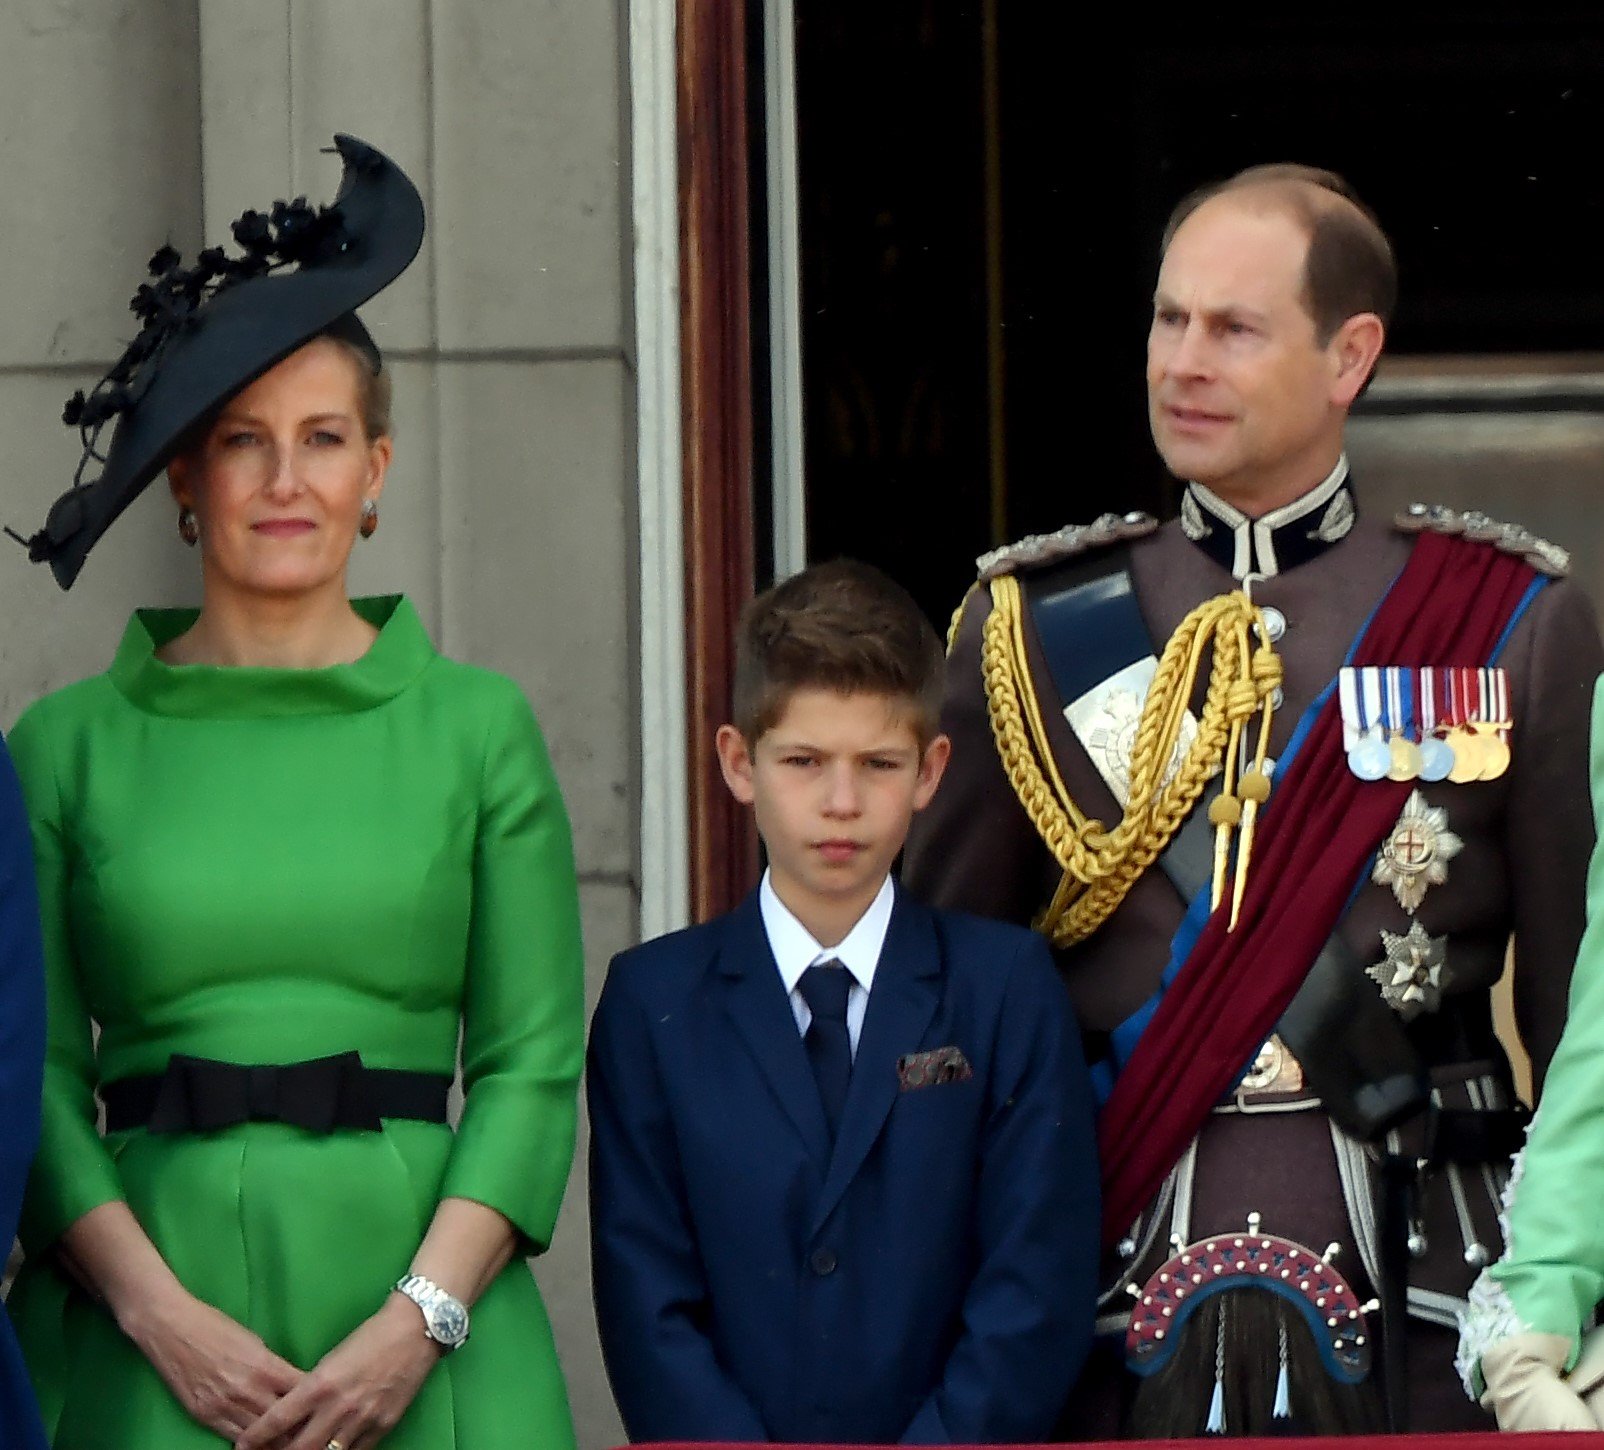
[788,5,1604,625]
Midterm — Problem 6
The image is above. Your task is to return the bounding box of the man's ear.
[714,724,757,805]
[912,733,952,811]
[1329,311,1385,407]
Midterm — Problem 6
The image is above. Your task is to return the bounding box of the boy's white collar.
[759,870,894,994]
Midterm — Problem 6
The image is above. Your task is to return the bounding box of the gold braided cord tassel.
[946,586,977,655]
[979,575,1281,947]
[1228,641,1283,928]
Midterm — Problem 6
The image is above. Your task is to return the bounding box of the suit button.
[810,1248,837,1275]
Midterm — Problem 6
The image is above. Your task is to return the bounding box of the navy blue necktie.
[797,961,853,1138]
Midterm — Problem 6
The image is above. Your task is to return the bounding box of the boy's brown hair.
[731,559,946,746]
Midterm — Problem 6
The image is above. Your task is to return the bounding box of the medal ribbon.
[1485,667,1509,735]
[1362,667,1383,743]
[1338,667,1360,750]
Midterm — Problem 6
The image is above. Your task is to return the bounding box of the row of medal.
[1338,666,1510,783]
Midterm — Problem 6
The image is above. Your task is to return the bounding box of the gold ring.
[326,1441,343,1450]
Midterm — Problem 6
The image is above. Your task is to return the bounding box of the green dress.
[4,596,584,1449]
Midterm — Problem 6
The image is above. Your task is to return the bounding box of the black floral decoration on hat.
[54,196,352,495]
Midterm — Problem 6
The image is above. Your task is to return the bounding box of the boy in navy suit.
[589,560,1099,1444]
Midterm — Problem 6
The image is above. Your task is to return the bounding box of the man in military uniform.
[902,164,1604,1435]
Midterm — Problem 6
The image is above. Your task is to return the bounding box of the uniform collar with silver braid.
[1182,455,1355,579]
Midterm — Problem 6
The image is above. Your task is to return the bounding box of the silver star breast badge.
[1372,790,1463,914]
[1366,920,1450,1020]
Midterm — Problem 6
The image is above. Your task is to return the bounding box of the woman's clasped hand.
[121,1285,302,1440]
[113,1277,446,1450]
[225,1297,439,1450]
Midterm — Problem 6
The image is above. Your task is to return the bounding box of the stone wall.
[0,3,635,1445]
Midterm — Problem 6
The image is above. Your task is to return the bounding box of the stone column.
[0,0,204,717]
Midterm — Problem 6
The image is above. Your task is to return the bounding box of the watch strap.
[393,1273,470,1349]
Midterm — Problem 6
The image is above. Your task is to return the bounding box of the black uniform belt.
[1425,1102,1531,1165]
[102,1052,452,1134]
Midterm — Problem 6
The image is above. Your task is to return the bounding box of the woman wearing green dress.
[1457,677,1604,1431]
[5,137,584,1450]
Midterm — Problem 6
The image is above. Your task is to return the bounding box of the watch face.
[427,1297,469,1345]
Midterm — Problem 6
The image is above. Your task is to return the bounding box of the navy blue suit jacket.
[0,737,48,1450]
[588,886,1098,1444]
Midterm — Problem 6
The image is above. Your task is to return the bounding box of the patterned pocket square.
[897,1045,973,1091]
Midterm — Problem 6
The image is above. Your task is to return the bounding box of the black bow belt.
[101,1052,452,1135]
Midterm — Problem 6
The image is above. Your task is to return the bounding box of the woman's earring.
[359,499,379,539]
[177,508,199,546]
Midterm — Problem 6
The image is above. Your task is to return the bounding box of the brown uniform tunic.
[902,480,1603,1436]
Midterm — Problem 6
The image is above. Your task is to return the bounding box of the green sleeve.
[9,702,125,1251]
[438,685,585,1252]
[1482,675,1604,1362]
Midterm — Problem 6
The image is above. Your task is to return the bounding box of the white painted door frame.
[629,0,690,940]
[764,0,808,585]
[629,0,807,935]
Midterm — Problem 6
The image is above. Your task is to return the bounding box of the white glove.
[1567,1325,1604,1421]
[1479,1332,1599,1432]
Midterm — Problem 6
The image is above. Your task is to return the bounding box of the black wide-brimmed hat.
[17,133,425,589]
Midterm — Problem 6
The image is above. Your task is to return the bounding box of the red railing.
[623,1436,1604,1448]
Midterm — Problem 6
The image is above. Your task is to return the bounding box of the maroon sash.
[1098,531,1542,1244]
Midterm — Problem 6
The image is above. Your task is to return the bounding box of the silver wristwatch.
[393,1274,470,1351]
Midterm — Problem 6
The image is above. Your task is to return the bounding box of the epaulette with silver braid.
[976,511,1158,583]
[1394,502,1570,578]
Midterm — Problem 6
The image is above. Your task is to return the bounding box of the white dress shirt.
[758,869,894,1059]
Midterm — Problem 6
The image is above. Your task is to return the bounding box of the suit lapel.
[812,891,942,1231]
[717,892,833,1166]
